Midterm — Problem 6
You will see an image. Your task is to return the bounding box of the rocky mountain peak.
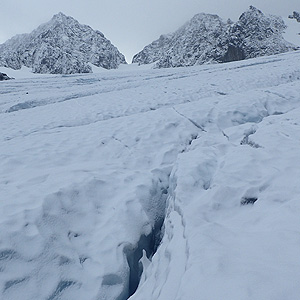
[133,6,298,68]
[132,12,228,68]
[189,12,222,25]
[180,13,226,35]
[237,5,285,32]
[52,11,69,20]
[49,12,80,29]
[243,5,263,16]
[289,11,300,22]
[0,13,126,74]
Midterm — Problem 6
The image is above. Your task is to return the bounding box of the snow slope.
[1,50,300,300]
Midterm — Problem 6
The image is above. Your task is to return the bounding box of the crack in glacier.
[172,107,207,132]
[116,175,170,300]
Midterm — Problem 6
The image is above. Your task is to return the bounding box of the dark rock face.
[241,197,258,205]
[226,6,294,60]
[0,72,13,81]
[133,6,298,68]
[0,12,126,74]
[289,11,300,22]
[221,45,245,63]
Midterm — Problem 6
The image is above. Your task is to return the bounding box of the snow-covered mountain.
[134,13,229,67]
[133,6,298,68]
[1,49,300,299]
[0,12,126,74]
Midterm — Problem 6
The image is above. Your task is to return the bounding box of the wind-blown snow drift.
[1,50,300,300]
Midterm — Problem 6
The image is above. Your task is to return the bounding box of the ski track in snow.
[0,51,300,300]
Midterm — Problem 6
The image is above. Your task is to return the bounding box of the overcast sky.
[0,0,299,61]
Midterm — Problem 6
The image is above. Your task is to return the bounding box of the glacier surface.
[1,50,300,300]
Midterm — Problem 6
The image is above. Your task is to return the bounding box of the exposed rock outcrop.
[0,72,13,81]
[288,11,300,22]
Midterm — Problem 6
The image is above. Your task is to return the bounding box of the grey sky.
[0,0,299,61]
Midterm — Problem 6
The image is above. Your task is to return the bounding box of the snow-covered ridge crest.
[132,6,299,68]
[0,12,127,74]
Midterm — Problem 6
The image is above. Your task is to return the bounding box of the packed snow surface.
[1,50,300,300]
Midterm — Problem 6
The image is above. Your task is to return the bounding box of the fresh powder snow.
[1,50,300,300]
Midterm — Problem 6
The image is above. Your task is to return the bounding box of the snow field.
[1,50,300,300]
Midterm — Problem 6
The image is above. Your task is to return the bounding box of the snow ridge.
[0,12,126,74]
[132,6,298,68]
